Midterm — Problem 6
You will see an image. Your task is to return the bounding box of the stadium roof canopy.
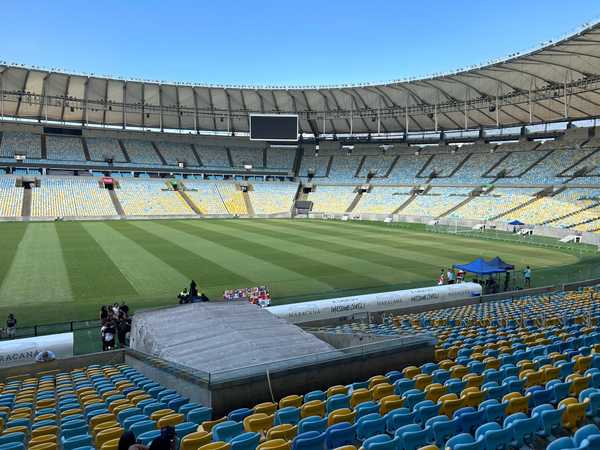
[2,21,600,136]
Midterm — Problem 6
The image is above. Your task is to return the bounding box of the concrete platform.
[129,301,337,375]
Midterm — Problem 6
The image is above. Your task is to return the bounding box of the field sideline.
[0,218,593,326]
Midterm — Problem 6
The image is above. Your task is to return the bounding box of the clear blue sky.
[2,1,599,86]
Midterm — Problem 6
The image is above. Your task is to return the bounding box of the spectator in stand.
[117,312,131,348]
[6,314,16,339]
[118,431,136,450]
[437,269,445,285]
[101,321,116,351]
[149,426,177,450]
[523,266,532,288]
[100,305,108,322]
[189,280,198,299]
[178,288,190,304]
[447,268,455,285]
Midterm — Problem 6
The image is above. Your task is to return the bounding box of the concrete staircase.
[489,196,541,221]
[225,148,234,167]
[118,140,132,163]
[345,190,364,213]
[544,201,600,226]
[21,188,31,217]
[482,152,511,177]
[81,137,91,161]
[242,190,255,216]
[151,142,168,165]
[392,193,417,215]
[41,135,48,159]
[515,150,553,177]
[437,189,483,219]
[108,190,125,216]
[177,190,203,216]
[190,144,203,167]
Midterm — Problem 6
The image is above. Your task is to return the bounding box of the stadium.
[2,4,600,450]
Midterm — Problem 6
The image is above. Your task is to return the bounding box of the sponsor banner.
[0,333,73,367]
[268,283,482,324]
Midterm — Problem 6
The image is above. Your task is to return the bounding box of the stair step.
[21,188,31,217]
[108,189,125,216]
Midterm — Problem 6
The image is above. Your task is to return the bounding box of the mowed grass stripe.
[232,219,441,278]
[211,220,419,285]
[0,223,73,305]
[82,222,189,297]
[108,221,253,294]
[292,220,577,268]
[161,221,334,295]
[276,220,556,268]
[56,222,137,300]
[0,223,27,289]
[189,220,389,291]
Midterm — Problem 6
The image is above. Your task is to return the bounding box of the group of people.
[177,280,210,304]
[223,286,271,306]
[100,302,131,351]
[437,268,465,285]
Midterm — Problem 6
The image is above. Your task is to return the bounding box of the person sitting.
[35,350,56,363]
[178,288,190,304]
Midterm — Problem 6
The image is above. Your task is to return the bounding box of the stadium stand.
[308,186,357,214]
[486,150,547,178]
[248,182,297,215]
[450,188,538,221]
[383,154,432,184]
[121,140,163,166]
[85,138,128,163]
[183,181,229,215]
[353,186,413,215]
[0,176,22,217]
[327,156,364,181]
[359,155,397,178]
[266,148,296,170]
[115,178,194,216]
[155,142,199,167]
[46,136,86,162]
[217,183,248,215]
[5,285,600,449]
[0,132,42,159]
[31,177,117,217]
[401,188,473,218]
[299,155,331,178]
[229,147,264,168]
[195,145,231,168]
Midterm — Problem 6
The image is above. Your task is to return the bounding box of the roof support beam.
[207,88,217,131]
[14,70,31,119]
[176,87,182,131]
[102,79,109,126]
[141,83,146,129]
[224,89,233,133]
[60,76,71,123]
[192,88,200,134]
[255,90,265,113]
[327,90,352,131]
[37,74,49,122]
[122,82,127,129]
[270,91,280,112]
[158,84,164,131]
[316,90,337,135]
[82,77,89,126]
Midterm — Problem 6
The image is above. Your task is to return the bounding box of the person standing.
[523,266,532,288]
[6,314,16,339]
[437,269,445,285]
[189,280,198,299]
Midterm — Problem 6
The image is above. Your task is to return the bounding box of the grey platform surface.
[130,302,337,376]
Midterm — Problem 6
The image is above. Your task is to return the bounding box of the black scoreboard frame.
[249,113,299,142]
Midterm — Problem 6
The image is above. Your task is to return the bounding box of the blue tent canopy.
[453,257,507,275]
[508,220,524,225]
[487,256,514,271]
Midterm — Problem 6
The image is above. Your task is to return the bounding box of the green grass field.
[0,218,597,328]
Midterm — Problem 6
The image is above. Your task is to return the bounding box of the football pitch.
[0,218,596,327]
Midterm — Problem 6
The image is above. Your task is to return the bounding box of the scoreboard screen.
[249,114,298,141]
